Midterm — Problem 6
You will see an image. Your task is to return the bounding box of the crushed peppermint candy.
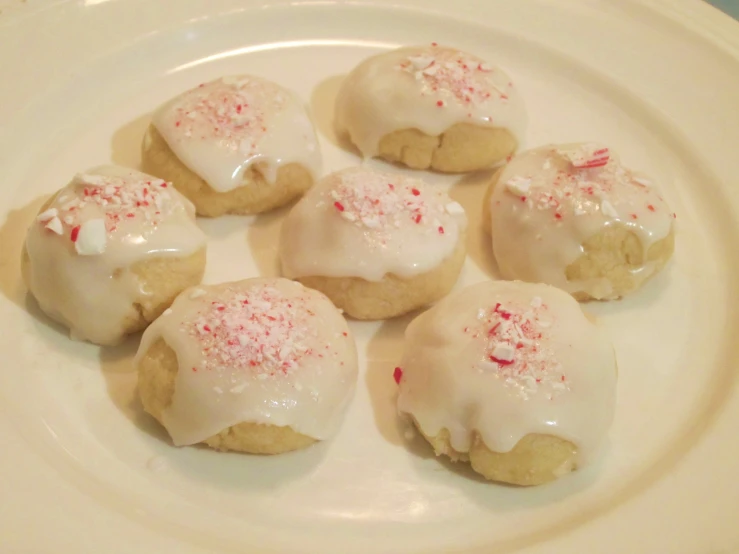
[467,296,568,399]
[74,219,107,255]
[184,285,325,379]
[557,143,610,168]
[37,208,64,235]
[38,172,178,255]
[327,169,458,234]
[165,76,287,157]
[398,46,510,107]
[600,199,619,219]
[501,145,667,222]
[505,176,531,196]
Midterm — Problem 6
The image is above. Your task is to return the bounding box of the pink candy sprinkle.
[37,172,181,256]
[474,297,568,398]
[167,76,288,155]
[400,47,508,107]
[185,285,320,378]
[503,146,663,223]
[558,144,610,169]
[328,170,449,234]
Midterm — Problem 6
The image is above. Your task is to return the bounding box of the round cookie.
[484,143,676,300]
[335,44,526,172]
[136,278,358,454]
[279,167,468,320]
[396,280,617,485]
[142,75,321,217]
[23,166,206,346]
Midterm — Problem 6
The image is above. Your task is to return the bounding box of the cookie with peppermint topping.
[136,278,358,454]
[336,44,526,172]
[396,280,617,485]
[279,166,468,319]
[142,75,321,217]
[484,143,676,300]
[22,165,206,345]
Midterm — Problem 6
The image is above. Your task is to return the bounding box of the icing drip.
[136,278,358,445]
[336,44,527,157]
[24,165,205,344]
[489,143,675,298]
[396,281,617,464]
[280,167,467,281]
[152,75,321,192]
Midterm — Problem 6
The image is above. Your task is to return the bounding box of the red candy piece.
[573,147,610,169]
[559,145,610,169]
[393,366,403,384]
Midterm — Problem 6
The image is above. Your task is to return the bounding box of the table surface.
[708,0,739,18]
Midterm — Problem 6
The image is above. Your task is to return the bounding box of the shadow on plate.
[364,305,601,508]
[0,195,49,308]
[310,73,361,156]
[196,213,253,240]
[0,195,93,353]
[110,113,150,169]
[97,333,169,439]
[364,313,433,459]
[158,438,330,492]
[98,334,325,491]
[447,168,500,280]
[245,200,298,277]
[577,267,673,318]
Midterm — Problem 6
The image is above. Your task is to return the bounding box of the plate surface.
[1,1,739,553]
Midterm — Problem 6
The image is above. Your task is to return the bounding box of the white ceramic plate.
[1,1,739,553]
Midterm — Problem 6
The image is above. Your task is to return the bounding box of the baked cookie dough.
[136,278,358,454]
[336,44,526,172]
[22,166,206,346]
[142,75,321,217]
[396,280,617,485]
[485,143,676,300]
[279,167,468,319]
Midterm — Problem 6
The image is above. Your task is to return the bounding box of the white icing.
[24,165,206,345]
[136,278,358,445]
[279,167,467,282]
[152,75,321,192]
[336,44,527,157]
[488,143,675,299]
[396,280,617,465]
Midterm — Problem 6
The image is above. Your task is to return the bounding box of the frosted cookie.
[484,143,676,300]
[136,278,358,454]
[142,75,321,217]
[396,280,617,485]
[279,167,468,320]
[335,44,526,172]
[22,166,206,346]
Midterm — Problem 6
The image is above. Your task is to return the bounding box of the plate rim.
[1,1,738,553]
